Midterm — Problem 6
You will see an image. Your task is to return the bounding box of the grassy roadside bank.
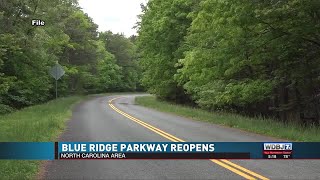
[0,96,84,180]
[135,96,320,142]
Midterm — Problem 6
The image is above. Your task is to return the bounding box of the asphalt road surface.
[43,94,320,180]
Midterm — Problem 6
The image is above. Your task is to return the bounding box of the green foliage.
[0,0,142,113]
[95,40,122,92]
[99,31,141,91]
[138,0,320,124]
[137,0,196,101]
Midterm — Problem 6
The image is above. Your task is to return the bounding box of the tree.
[0,0,136,114]
[99,31,140,91]
[139,0,320,124]
[176,0,320,123]
[137,0,196,102]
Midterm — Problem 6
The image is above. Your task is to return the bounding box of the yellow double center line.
[108,97,269,180]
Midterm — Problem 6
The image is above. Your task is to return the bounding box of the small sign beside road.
[50,64,65,80]
[49,63,65,99]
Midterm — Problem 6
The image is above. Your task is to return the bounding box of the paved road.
[43,94,320,179]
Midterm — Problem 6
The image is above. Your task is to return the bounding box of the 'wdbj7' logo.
[264,143,292,150]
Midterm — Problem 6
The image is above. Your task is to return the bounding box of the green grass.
[0,96,84,180]
[135,96,320,142]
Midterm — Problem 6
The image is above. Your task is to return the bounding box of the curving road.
[43,94,320,179]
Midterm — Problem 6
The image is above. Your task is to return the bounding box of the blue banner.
[0,142,320,160]
[0,142,54,160]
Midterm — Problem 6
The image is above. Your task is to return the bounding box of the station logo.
[263,143,292,151]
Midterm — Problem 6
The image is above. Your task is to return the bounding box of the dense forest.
[137,0,320,125]
[1,0,320,126]
[0,0,141,114]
